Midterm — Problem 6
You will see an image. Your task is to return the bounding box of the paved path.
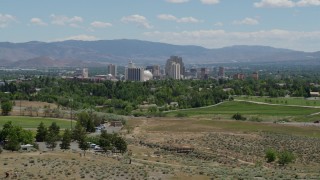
[234,99,320,109]
[163,102,224,113]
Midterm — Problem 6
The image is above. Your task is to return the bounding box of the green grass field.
[167,101,320,120]
[0,116,76,129]
[234,96,320,107]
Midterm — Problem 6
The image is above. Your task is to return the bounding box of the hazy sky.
[1,0,320,51]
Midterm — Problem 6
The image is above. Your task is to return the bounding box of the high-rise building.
[165,56,184,79]
[107,64,117,77]
[146,65,161,79]
[125,61,144,81]
[252,71,259,80]
[233,73,245,80]
[74,68,88,78]
[171,62,181,80]
[152,65,161,77]
[200,68,210,80]
[82,68,89,78]
[218,67,225,78]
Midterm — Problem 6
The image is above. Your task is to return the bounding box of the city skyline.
[1,0,320,51]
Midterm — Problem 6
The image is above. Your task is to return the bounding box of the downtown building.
[125,61,144,82]
[165,56,184,79]
[107,64,117,77]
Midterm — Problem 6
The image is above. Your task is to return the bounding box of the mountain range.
[0,39,319,67]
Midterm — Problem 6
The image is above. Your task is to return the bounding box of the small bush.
[265,148,276,163]
[278,150,295,166]
[175,112,188,118]
[232,113,246,121]
[249,116,262,122]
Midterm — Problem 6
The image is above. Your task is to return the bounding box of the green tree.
[1,100,13,116]
[265,148,277,163]
[78,131,89,156]
[0,121,13,141]
[278,150,295,166]
[48,122,60,138]
[35,122,47,142]
[232,113,247,121]
[72,122,85,141]
[77,111,95,132]
[45,122,60,151]
[60,129,72,150]
[99,130,112,153]
[0,121,33,151]
[5,131,20,151]
[45,131,58,151]
[114,136,127,153]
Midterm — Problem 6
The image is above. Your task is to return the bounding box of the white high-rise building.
[165,56,184,79]
[82,68,89,78]
[107,64,117,77]
[171,62,181,79]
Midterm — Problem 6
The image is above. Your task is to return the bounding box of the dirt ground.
[1,116,320,179]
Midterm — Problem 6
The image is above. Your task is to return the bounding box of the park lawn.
[234,96,320,107]
[0,116,75,129]
[167,101,320,118]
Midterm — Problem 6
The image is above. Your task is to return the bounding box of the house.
[310,92,319,97]
[110,121,123,127]
[21,144,33,151]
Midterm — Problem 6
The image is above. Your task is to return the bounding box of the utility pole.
[69,98,73,129]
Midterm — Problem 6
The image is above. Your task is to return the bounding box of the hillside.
[0,39,319,67]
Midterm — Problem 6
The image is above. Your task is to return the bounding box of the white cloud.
[157,14,202,23]
[144,29,320,51]
[166,0,189,3]
[296,0,320,6]
[55,34,98,41]
[214,22,224,26]
[121,14,153,29]
[233,18,259,25]
[30,18,47,26]
[200,0,220,4]
[157,14,178,21]
[50,14,83,26]
[91,21,112,28]
[0,14,16,28]
[254,0,296,8]
[254,0,320,8]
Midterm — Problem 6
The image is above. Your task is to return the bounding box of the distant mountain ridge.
[0,39,319,67]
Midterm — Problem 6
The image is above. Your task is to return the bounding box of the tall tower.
[165,56,184,79]
[200,68,209,80]
[82,68,89,78]
[125,61,144,81]
[107,64,117,77]
[218,67,225,78]
[171,62,181,80]
[252,71,259,80]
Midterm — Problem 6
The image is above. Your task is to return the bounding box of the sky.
[1,0,320,51]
